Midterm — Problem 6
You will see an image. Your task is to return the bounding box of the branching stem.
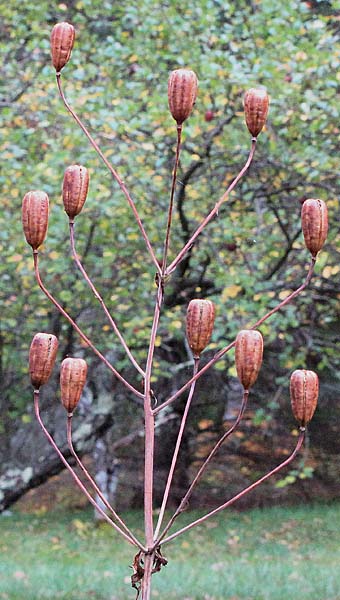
[161,124,182,273]
[66,416,142,548]
[156,389,249,544]
[33,251,143,399]
[154,258,316,414]
[69,222,145,377]
[165,139,257,275]
[159,429,305,546]
[56,74,161,276]
[34,390,145,550]
[154,358,199,540]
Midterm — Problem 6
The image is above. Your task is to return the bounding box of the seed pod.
[60,357,87,414]
[186,299,215,358]
[301,198,328,257]
[62,165,89,219]
[168,69,198,125]
[290,369,319,426]
[22,191,49,250]
[29,333,59,389]
[50,22,75,73]
[235,330,263,389]
[244,88,269,137]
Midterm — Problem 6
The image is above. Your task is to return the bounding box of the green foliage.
[0,502,340,598]
[0,0,339,420]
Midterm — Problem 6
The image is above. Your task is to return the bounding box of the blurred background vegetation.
[0,0,339,513]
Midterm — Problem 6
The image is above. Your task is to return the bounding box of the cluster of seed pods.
[25,22,327,459]
[185,299,319,426]
[29,333,87,416]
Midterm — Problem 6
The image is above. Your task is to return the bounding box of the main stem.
[142,281,164,599]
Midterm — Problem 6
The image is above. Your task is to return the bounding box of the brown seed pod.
[290,369,319,426]
[301,198,328,257]
[244,88,269,137]
[186,299,215,358]
[29,333,59,389]
[50,22,75,73]
[168,69,198,125]
[235,330,263,389]
[62,165,90,219]
[60,357,87,415]
[22,191,49,250]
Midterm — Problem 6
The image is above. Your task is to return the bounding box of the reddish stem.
[143,281,164,549]
[66,416,143,549]
[161,124,182,273]
[33,251,143,400]
[56,74,161,276]
[159,429,305,546]
[154,258,316,415]
[154,358,199,540]
[34,390,145,549]
[156,389,249,544]
[69,222,145,377]
[165,139,257,275]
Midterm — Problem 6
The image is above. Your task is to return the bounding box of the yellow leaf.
[221,284,242,301]
[322,265,339,278]
[279,290,292,300]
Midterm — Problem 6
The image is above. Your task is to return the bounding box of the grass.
[0,502,339,599]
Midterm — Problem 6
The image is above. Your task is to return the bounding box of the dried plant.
[22,22,328,600]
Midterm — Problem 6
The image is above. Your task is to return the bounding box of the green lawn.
[0,502,339,599]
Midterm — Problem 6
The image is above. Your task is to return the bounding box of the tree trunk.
[93,436,120,520]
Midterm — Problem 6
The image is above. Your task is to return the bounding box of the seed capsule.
[235,330,263,389]
[244,88,269,137]
[60,357,87,415]
[168,69,198,125]
[301,198,328,257]
[62,165,89,219]
[29,333,59,389]
[22,191,49,250]
[186,299,215,358]
[290,369,319,426]
[50,22,75,73]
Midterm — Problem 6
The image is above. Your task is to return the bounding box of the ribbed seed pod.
[244,88,269,137]
[301,198,328,257]
[22,191,49,250]
[186,299,215,358]
[62,165,89,219]
[290,369,319,426]
[29,333,59,389]
[168,69,198,125]
[60,358,87,414]
[235,330,263,389]
[50,22,75,73]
